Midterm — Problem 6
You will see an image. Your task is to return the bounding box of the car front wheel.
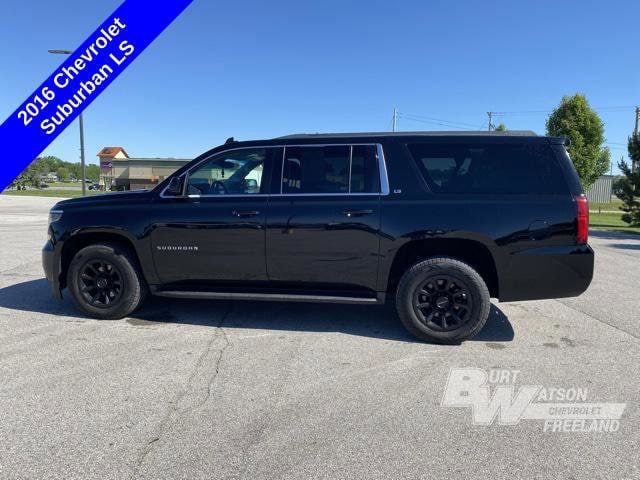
[67,243,146,319]
[395,257,490,344]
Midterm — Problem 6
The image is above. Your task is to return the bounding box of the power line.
[397,113,481,131]
[397,115,473,130]
[398,112,480,128]
[490,106,636,116]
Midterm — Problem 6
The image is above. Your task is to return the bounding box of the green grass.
[589,198,623,212]
[2,189,101,198]
[52,181,83,189]
[590,211,640,235]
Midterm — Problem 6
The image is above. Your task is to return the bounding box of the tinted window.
[282,145,380,194]
[350,145,380,193]
[407,142,567,194]
[187,148,266,195]
[282,146,350,194]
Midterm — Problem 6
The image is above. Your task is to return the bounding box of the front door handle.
[232,210,261,218]
[342,209,374,217]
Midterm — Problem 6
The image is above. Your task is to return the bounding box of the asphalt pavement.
[0,194,638,480]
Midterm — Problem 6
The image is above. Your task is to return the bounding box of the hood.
[54,189,153,208]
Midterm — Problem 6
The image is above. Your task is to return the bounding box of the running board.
[153,289,383,305]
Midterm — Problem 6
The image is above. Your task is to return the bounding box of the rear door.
[266,144,384,291]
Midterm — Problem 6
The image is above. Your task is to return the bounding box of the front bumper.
[42,239,62,299]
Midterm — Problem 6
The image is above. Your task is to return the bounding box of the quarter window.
[407,143,567,194]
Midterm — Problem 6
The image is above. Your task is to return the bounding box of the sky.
[1,0,638,171]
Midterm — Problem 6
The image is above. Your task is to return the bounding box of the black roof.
[276,130,538,139]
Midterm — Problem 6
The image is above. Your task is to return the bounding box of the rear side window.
[350,145,380,193]
[282,145,380,194]
[283,146,349,194]
[407,142,567,194]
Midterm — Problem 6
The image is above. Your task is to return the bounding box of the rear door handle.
[342,209,374,217]
[232,210,261,218]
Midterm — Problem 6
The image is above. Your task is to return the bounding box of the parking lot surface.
[0,195,638,479]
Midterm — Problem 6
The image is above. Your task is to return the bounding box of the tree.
[12,161,42,189]
[67,163,80,180]
[56,166,69,182]
[494,123,507,132]
[85,164,100,181]
[546,94,610,190]
[616,135,640,226]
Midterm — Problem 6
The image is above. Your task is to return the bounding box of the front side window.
[187,148,266,195]
[282,145,380,194]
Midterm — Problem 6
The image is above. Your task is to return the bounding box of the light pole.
[48,49,86,196]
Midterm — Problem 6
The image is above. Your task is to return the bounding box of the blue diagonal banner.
[0,0,194,190]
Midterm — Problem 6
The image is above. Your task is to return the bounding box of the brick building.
[98,147,190,190]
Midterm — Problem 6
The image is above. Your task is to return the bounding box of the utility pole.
[49,49,86,196]
[634,107,640,173]
[78,113,86,194]
[392,107,398,132]
[487,112,493,131]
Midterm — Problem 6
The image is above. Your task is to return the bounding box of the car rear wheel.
[67,243,146,319]
[395,257,490,344]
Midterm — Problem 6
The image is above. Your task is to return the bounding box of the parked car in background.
[42,131,594,343]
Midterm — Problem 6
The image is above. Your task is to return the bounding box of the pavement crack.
[555,299,640,342]
[185,303,232,415]
[128,303,233,479]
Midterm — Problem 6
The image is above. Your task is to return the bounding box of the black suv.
[42,131,593,343]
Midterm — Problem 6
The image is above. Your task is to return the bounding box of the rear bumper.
[42,239,62,299]
[499,244,594,302]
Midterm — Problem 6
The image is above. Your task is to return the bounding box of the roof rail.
[276,130,538,139]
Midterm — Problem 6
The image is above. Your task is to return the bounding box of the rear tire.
[67,243,146,319]
[395,257,490,344]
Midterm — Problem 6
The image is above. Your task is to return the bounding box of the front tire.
[67,243,146,319]
[395,257,490,344]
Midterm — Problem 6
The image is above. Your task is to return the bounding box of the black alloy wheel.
[78,259,124,307]
[412,274,473,332]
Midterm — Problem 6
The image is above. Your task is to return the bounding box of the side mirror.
[164,176,184,196]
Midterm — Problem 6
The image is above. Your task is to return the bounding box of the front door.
[150,147,278,284]
[266,144,382,291]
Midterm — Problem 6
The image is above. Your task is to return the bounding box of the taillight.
[575,194,589,244]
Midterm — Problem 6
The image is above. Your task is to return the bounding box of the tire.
[395,257,490,344]
[67,242,147,319]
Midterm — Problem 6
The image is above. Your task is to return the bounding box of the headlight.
[48,209,63,224]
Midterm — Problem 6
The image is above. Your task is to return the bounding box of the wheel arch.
[385,238,500,298]
[60,230,146,289]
